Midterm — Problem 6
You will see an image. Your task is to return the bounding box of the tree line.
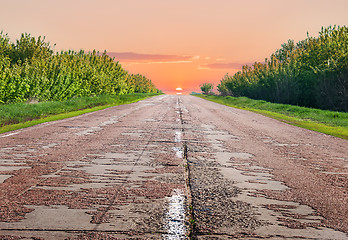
[0,32,160,104]
[217,26,348,112]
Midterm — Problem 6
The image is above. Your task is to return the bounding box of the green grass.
[0,93,160,134]
[198,95,348,140]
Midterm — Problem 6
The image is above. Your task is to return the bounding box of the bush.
[200,82,214,95]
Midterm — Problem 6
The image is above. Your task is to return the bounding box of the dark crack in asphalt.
[187,153,263,238]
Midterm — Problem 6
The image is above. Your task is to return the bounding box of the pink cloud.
[106,52,194,63]
[203,62,248,70]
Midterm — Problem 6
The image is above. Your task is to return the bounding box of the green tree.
[200,82,214,95]
[0,32,159,104]
[9,33,53,65]
[217,25,348,111]
[0,31,12,57]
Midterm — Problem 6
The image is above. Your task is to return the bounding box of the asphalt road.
[0,95,347,239]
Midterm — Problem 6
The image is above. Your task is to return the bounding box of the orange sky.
[1,0,348,94]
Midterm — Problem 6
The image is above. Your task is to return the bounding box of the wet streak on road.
[0,95,347,239]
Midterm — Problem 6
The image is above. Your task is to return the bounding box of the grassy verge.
[198,95,348,140]
[0,93,160,134]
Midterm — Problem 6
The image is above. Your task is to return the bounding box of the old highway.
[0,95,347,239]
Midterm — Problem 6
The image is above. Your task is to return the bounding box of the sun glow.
[176,87,183,95]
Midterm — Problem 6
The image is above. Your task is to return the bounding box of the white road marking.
[163,189,186,239]
[0,132,20,138]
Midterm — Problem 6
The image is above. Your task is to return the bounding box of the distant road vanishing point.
[0,95,347,239]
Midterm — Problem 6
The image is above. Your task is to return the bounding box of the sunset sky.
[1,0,348,94]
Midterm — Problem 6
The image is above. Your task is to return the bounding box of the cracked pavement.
[0,95,347,239]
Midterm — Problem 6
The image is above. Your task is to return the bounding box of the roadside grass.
[0,93,160,134]
[198,95,348,140]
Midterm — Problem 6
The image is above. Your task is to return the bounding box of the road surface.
[0,95,347,239]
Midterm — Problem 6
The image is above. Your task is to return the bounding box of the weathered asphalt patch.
[181,96,348,239]
[0,95,189,239]
[1,95,347,239]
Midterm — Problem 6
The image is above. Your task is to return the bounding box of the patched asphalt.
[0,95,347,239]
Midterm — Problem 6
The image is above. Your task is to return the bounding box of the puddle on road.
[163,190,186,239]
